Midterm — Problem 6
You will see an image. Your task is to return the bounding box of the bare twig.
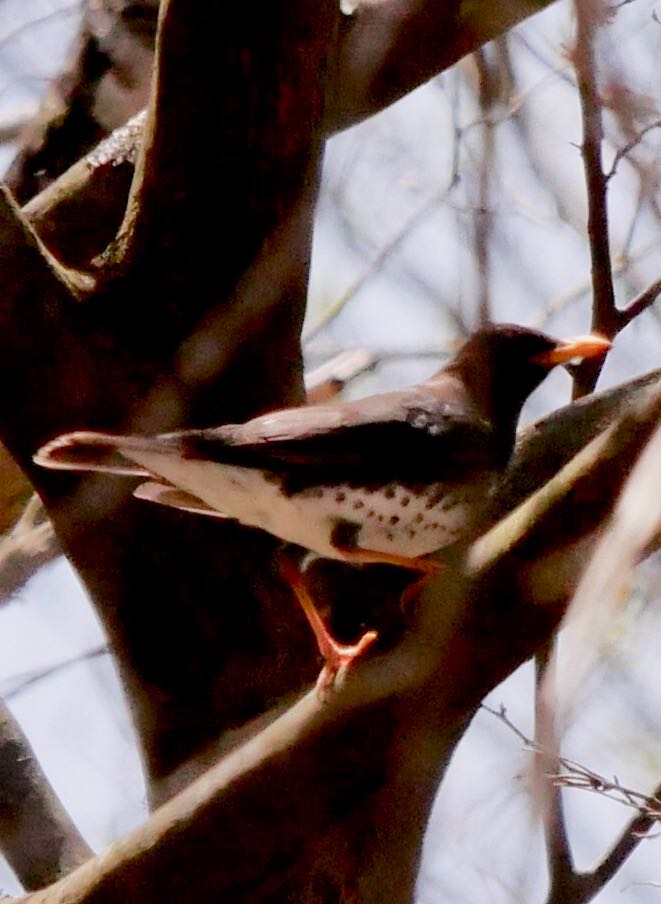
[572,0,619,398]
[471,47,497,325]
[303,188,449,343]
[485,703,661,902]
[534,645,577,902]
[617,276,661,327]
[605,116,661,181]
[571,3,660,399]
[486,703,661,821]
[0,646,108,701]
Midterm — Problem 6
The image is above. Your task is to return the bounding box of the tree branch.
[535,644,577,903]
[486,706,661,904]
[0,699,92,891]
[572,0,618,398]
[16,370,661,904]
[617,276,661,327]
[0,497,59,606]
[5,1,154,205]
[329,0,559,131]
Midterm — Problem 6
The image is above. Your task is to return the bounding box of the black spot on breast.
[368,509,375,518]
[401,495,410,506]
[330,519,361,551]
[335,491,346,503]
[390,515,399,525]
[384,486,396,499]
[414,513,424,524]
[386,531,394,541]
[353,500,364,510]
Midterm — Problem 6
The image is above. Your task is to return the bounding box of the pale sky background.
[0,1,660,900]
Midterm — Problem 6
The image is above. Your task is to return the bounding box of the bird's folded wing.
[34,386,494,482]
[180,389,495,484]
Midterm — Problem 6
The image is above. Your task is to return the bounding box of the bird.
[35,324,610,689]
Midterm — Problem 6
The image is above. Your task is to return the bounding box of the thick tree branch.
[5,1,154,205]
[329,0,558,130]
[15,371,661,904]
[19,1,567,272]
[2,0,333,801]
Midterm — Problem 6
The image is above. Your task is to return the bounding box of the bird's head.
[445,323,611,459]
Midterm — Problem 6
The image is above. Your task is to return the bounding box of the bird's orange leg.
[334,545,443,611]
[280,553,378,695]
[333,545,442,576]
[335,544,447,616]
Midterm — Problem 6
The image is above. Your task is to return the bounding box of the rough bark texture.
[16,375,661,904]
[3,0,657,900]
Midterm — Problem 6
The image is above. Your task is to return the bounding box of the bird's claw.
[315,629,379,699]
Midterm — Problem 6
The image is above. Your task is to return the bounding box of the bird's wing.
[34,381,496,485]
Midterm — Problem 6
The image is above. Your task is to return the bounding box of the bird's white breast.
[123,450,493,561]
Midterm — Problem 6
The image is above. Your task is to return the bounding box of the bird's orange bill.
[532,334,611,367]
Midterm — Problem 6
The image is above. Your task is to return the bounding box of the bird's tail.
[33,431,179,477]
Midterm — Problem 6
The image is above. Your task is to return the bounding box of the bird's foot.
[315,628,379,698]
[279,551,379,699]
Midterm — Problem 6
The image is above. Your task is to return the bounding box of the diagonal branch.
[573,788,661,901]
[330,0,559,131]
[0,699,92,890]
[486,705,661,904]
[617,276,661,327]
[17,370,661,904]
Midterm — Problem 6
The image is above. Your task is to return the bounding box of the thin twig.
[534,645,577,901]
[572,0,619,398]
[471,47,496,325]
[0,645,108,701]
[605,117,661,181]
[303,188,450,343]
[617,276,661,327]
[484,704,661,902]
